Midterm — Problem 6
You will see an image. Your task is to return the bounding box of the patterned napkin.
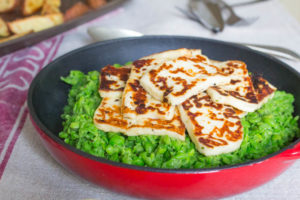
[0,35,63,178]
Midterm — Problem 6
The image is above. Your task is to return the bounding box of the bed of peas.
[59,69,300,169]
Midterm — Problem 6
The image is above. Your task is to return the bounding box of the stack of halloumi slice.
[94,64,186,141]
[93,48,276,156]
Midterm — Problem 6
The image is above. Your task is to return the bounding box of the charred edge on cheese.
[251,74,276,101]
[99,65,131,91]
[133,59,154,71]
[182,95,243,148]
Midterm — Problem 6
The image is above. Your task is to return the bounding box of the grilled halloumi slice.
[99,65,131,97]
[99,64,131,98]
[95,65,132,133]
[252,74,276,108]
[94,98,186,140]
[140,53,244,106]
[127,108,185,140]
[178,93,244,156]
[94,65,186,140]
[207,60,259,112]
[207,61,276,113]
[122,49,197,123]
[94,91,129,133]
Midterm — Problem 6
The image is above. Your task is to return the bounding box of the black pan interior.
[28,36,300,171]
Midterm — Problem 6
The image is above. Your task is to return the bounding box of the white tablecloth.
[1,0,300,199]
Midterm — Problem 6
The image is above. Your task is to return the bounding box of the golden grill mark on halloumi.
[95,65,132,133]
[207,61,259,112]
[99,65,131,98]
[93,65,186,140]
[251,74,276,108]
[93,93,186,140]
[140,54,245,106]
[178,93,243,156]
[127,107,186,140]
[121,49,197,122]
[94,94,129,133]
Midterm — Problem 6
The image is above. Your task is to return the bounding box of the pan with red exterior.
[27,36,300,200]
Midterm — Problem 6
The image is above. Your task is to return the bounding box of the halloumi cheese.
[99,64,132,98]
[251,74,276,108]
[94,65,186,141]
[140,53,244,106]
[178,93,244,156]
[207,60,259,112]
[207,61,276,113]
[127,108,185,140]
[122,49,196,123]
[95,65,132,133]
[94,91,128,134]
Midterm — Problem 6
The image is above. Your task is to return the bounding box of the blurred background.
[279,0,299,21]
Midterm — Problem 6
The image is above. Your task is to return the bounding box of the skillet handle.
[279,143,300,160]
